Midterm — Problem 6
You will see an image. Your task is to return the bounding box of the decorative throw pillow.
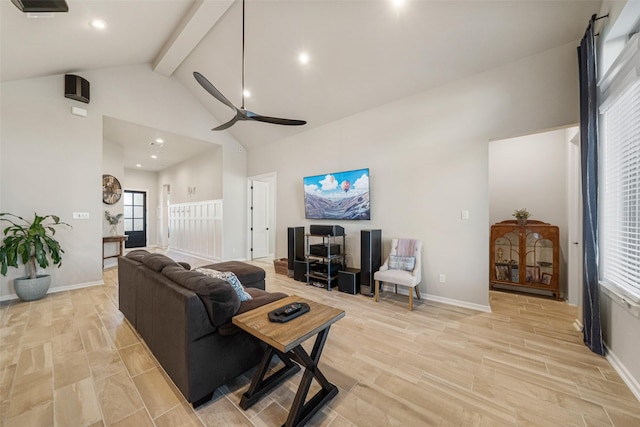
[194,268,253,301]
[388,255,416,271]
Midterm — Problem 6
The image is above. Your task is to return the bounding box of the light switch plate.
[72,212,90,219]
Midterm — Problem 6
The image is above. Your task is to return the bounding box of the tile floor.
[1,252,639,426]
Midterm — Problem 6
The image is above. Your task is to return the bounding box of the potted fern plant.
[0,212,71,301]
[513,208,531,225]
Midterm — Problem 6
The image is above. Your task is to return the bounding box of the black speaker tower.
[360,229,382,296]
[287,227,305,275]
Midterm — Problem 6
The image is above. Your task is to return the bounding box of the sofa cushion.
[142,253,183,273]
[124,250,190,271]
[218,288,288,336]
[238,288,288,314]
[200,261,265,286]
[125,249,151,263]
[162,265,240,327]
[194,268,252,301]
[177,261,191,270]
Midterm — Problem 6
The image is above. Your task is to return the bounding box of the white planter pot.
[14,275,51,301]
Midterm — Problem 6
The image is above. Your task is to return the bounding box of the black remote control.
[268,302,310,323]
[277,303,302,316]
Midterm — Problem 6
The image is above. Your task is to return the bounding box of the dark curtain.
[577,14,604,356]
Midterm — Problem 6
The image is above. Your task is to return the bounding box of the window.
[600,75,640,302]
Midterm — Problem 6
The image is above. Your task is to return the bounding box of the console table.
[233,295,344,427]
[102,235,128,267]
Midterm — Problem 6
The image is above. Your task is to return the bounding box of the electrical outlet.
[439,274,446,283]
[461,210,469,220]
[72,212,90,220]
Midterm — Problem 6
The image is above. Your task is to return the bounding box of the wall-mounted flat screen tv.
[303,168,370,220]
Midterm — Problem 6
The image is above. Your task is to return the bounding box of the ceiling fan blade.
[247,112,307,126]
[194,0,307,131]
[212,115,241,131]
[193,72,237,112]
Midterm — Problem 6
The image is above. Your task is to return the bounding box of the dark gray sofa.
[118,250,287,407]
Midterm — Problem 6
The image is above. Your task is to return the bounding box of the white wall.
[157,145,223,205]
[102,139,126,268]
[489,129,569,297]
[248,41,581,310]
[1,74,104,297]
[0,64,247,297]
[102,138,125,237]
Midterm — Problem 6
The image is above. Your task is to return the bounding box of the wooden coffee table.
[232,295,345,427]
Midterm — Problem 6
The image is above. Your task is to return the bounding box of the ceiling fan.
[194,0,306,131]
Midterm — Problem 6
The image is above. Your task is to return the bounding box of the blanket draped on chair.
[396,239,417,257]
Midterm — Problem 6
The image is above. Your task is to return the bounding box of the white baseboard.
[573,319,584,332]
[426,293,492,313]
[605,343,640,402]
[0,280,104,302]
[378,284,491,312]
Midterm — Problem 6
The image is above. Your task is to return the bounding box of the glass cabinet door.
[494,231,519,283]
[525,229,554,286]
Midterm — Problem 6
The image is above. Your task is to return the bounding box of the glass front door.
[124,190,146,248]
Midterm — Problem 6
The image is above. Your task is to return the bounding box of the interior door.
[568,130,583,322]
[124,190,147,248]
[251,180,270,259]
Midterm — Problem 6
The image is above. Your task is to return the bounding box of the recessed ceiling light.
[243,89,251,98]
[90,19,106,30]
[151,155,158,159]
[155,138,164,143]
[136,164,142,168]
[298,52,310,65]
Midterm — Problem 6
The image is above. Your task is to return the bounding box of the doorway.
[488,126,577,300]
[124,190,147,248]
[248,173,276,260]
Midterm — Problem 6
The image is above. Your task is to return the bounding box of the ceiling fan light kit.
[194,0,306,130]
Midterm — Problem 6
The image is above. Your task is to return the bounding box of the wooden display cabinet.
[490,220,561,299]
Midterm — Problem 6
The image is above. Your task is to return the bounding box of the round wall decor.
[102,174,122,205]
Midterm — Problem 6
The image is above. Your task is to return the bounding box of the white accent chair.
[374,239,422,311]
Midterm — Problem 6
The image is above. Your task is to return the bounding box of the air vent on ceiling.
[11,0,69,13]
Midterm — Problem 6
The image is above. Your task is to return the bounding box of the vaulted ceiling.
[1,0,602,153]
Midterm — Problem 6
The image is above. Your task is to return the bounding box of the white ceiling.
[1,0,602,156]
[103,116,219,172]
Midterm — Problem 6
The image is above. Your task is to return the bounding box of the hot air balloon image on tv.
[303,168,370,220]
